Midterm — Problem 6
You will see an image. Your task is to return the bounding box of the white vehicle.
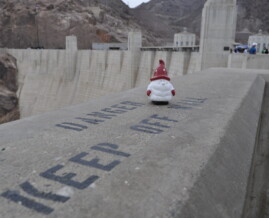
[147,79,175,102]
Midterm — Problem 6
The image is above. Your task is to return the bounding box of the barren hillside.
[0,0,269,48]
[0,0,158,49]
[132,0,206,43]
[134,0,269,44]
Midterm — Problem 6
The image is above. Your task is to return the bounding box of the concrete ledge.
[178,72,265,218]
[0,68,267,218]
[210,67,269,82]
[228,53,269,70]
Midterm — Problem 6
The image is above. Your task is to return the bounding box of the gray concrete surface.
[228,53,269,70]
[199,0,237,70]
[0,68,267,218]
[242,83,269,218]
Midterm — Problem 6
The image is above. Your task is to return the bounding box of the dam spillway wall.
[6,49,200,118]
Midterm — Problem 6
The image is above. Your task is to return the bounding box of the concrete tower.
[66,35,77,50]
[65,36,78,80]
[174,27,196,47]
[199,0,237,70]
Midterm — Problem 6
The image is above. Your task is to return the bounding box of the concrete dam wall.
[1,68,268,217]
[7,49,200,118]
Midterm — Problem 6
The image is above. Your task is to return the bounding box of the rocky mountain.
[132,0,206,44]
[236,0,269,33]
[0,0,269,48]
[0,0,158,49]
[0,53,20,124]
[134,0,269,44]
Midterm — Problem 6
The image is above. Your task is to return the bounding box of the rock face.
[132,0,206,43]
[0,0,158,49]
[134,0,269,44]
[0,0,269,48]
[0,53,20,124]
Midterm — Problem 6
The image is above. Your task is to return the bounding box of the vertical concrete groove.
[120,50,123,73]
[183,50,192,75]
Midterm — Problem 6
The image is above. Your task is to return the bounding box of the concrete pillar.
[128,31,142,51]
[127,31,142,88]
[199,0,237,70]
[66,35,78,50]
[65,36,78,81]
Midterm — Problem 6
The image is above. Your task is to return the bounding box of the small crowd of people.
[233,43,269,55]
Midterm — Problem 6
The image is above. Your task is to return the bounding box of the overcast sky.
[121,0,151,8]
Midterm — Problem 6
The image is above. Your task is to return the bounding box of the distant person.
[262,47,269,54]
[249,43,257,55]
[234,47,238,53]
[244,49,248,54]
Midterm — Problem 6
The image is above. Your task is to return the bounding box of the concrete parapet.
[228,53,269,70]
[209,67,269,82]
[0,68,268,217]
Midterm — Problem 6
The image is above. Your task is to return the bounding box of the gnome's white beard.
[147,79,174,102]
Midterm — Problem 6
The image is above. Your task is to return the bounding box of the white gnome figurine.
[147,59,175,103]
